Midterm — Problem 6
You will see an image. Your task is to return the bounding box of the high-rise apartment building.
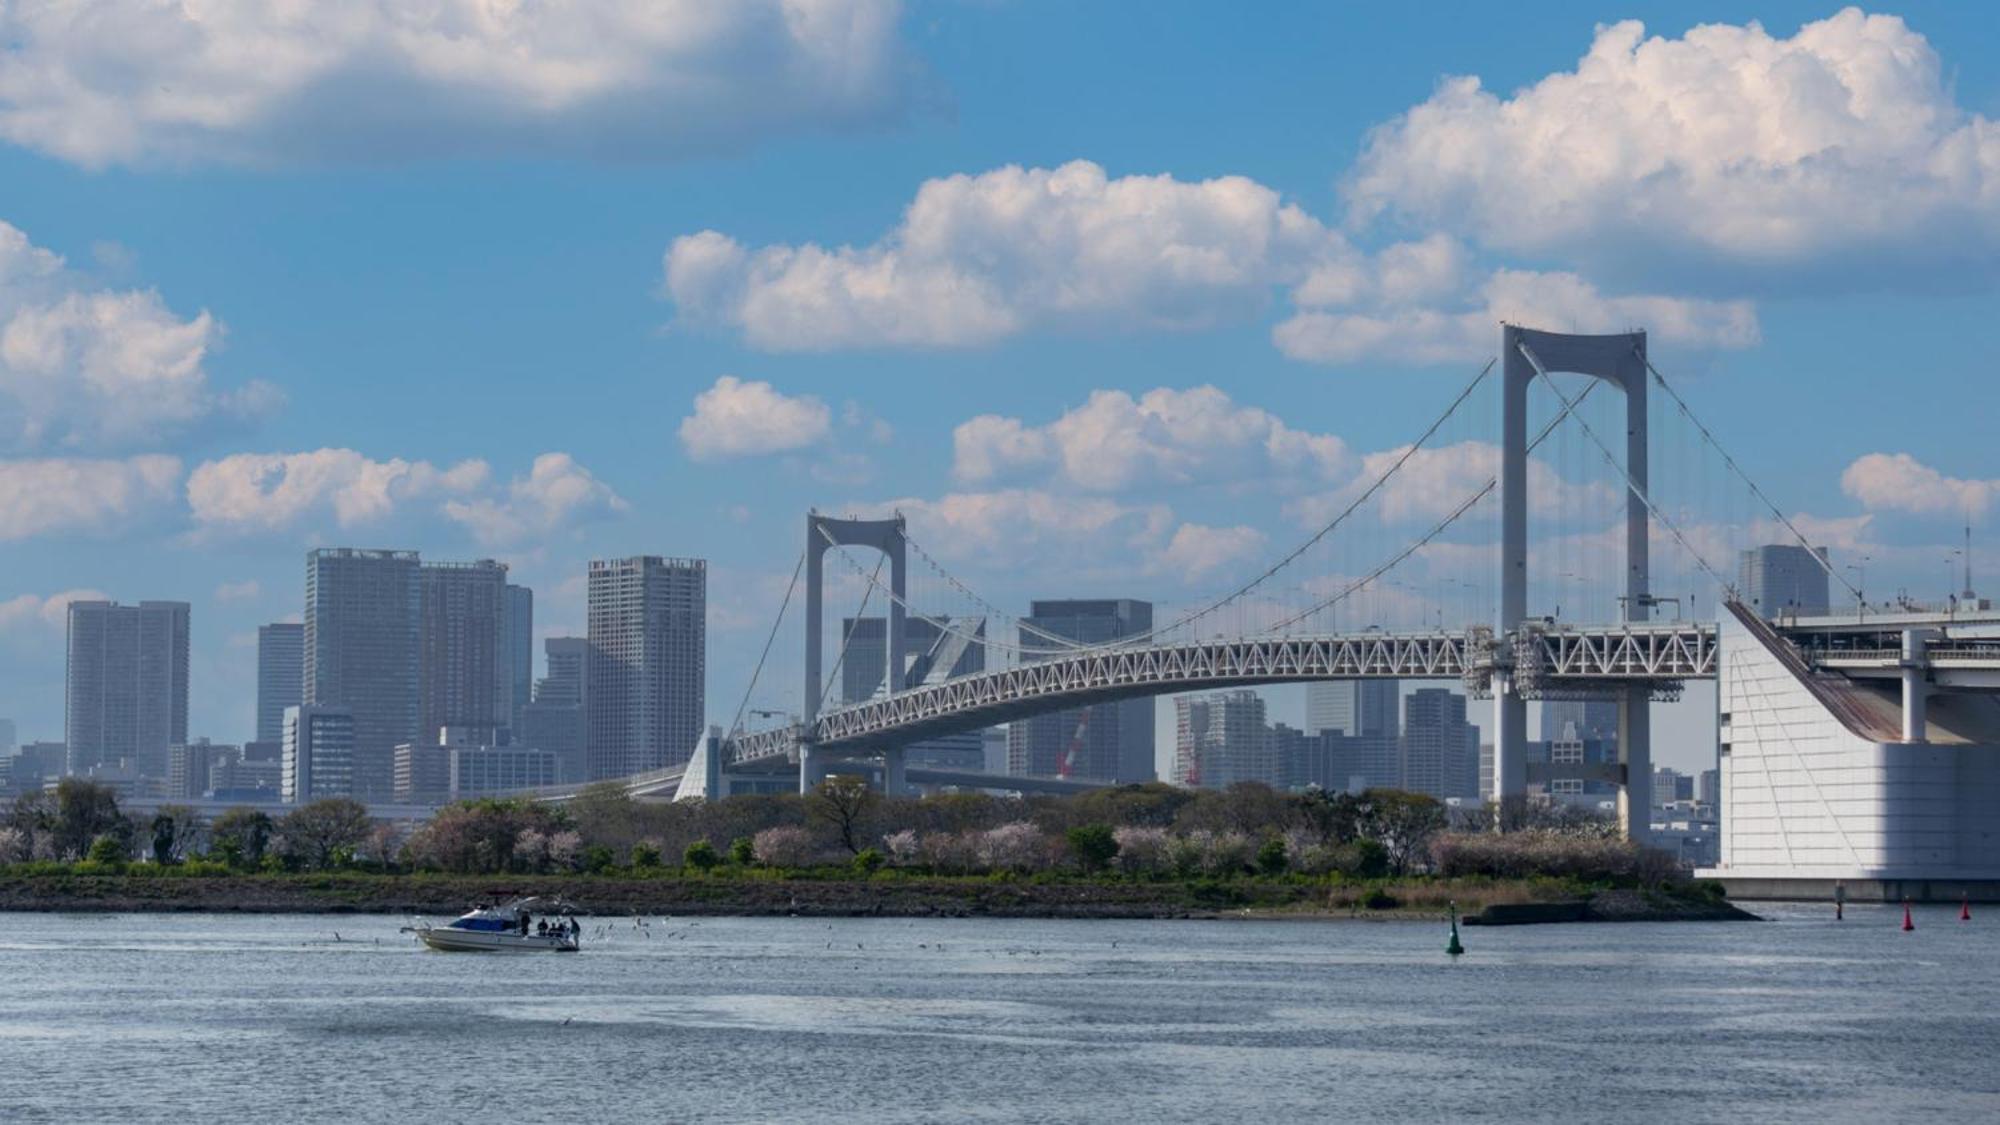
[499,583,533,734]
[419,559,508,744]
[64,600,189,781]
[256,623,303,745]
[305,548,420,801]
[1401,688,1479,801]
[1174,689,1271,788]
[1737,544,1831,617]
[1306,680,1400,738]
[282,704,355,803]
[539,636,588,706]
[1007,599,1155,782]
[522,635,589,782]
[0,718,15,753]
[587,557,706,778]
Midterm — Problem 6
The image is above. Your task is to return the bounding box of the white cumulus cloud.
[443,452,628,546]
[665,160,1341,350]
[666,160,1760,364]
[1152,523,1267,579]
[1841,452,1997,517]
[1345,9,2000,285]
[954,386,1350,491]
[680,375,833,460]
[1274,266,1759,365]
[0,588,112,632]
[186,448,489,533]
[0,220,272,449]
[0,454,180,540]
[0,0,920,168]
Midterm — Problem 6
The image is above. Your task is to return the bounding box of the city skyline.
[2,4,1997,774]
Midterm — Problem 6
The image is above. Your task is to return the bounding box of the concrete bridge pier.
[1619,686,1651,844]
[798,745,829,794]
[1902,628,1935,741]
[882,746,907,798]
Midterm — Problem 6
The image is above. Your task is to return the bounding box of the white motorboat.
[412,896,581,953]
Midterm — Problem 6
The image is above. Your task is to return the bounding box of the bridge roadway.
[517,609,2000,802]
[729,622,1721,768]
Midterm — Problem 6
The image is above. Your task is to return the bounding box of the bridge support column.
[1902,628,1935,741]
[1493,678,1527,825]
[883,746,907,798]
[798,746,829,794]
[1619,687,1651,845]
[1499,324,1650,841]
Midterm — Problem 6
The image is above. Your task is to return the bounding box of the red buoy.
[1962,896,1972,922]
[1903,900,1915,932]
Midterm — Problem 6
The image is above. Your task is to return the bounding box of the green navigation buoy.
[1447,901,1465,956]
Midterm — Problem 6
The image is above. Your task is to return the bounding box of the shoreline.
[0,873,1756,923]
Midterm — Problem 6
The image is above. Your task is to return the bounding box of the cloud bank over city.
[0,0,923,167]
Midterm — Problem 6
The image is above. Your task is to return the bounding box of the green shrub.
[852,848,886,876]
[1362,887,1398,910]
[1347,838,1390,880]
[1255,836,1288,876]
[1065,824,1119,873]
[630,841,662,869]
[583,845,615,874]
[684,840,720,872]
[729,837,756,866]
[86,835,127,868]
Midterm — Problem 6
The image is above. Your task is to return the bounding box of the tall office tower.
[587,557,706,778]
[538,636,588,706]
[1007,600,1155,782]
[1540,699,1619,744]
[1698,768,1721,807]
[64,600,190,780]
[1737,544,1832,617]
[305,548,420,801]
[1306,680,1400,737]
[838,615,988,770]
[0,718,15,753]
[523,635,589,781]
[282,704,356,803]
[255,622,304,745]
[1173,690,1271,789]
[1401,688,1479,801]
[419,559,508,745]
[499,584,533,734]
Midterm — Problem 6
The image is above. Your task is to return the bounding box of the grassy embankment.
[0,863,1748,921]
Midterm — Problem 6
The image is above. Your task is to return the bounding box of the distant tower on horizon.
[65,599,189,782]
[256,622,303,746]
[418,558,508,745]
[1007,599,1154,783]
[499,583,534,736]
[305,548,421,802]
[587,556,706,778]
[1306,680,1400,738]
[1737,544,1831,618]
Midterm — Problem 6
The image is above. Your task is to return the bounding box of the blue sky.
[2,2,1997,771]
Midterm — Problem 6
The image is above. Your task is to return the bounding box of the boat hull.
[415,927,577,953]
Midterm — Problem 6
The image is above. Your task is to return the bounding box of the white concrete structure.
[1708,604,2000,894]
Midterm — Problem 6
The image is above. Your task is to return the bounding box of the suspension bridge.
[536,325,2000,873]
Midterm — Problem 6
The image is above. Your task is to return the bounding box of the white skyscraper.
[587,557,706,778]
[282,704,355,803]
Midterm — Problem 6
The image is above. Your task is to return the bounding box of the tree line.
[1,776,1670,885]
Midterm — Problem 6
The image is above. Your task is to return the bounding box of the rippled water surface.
[2,904,1997,1123]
